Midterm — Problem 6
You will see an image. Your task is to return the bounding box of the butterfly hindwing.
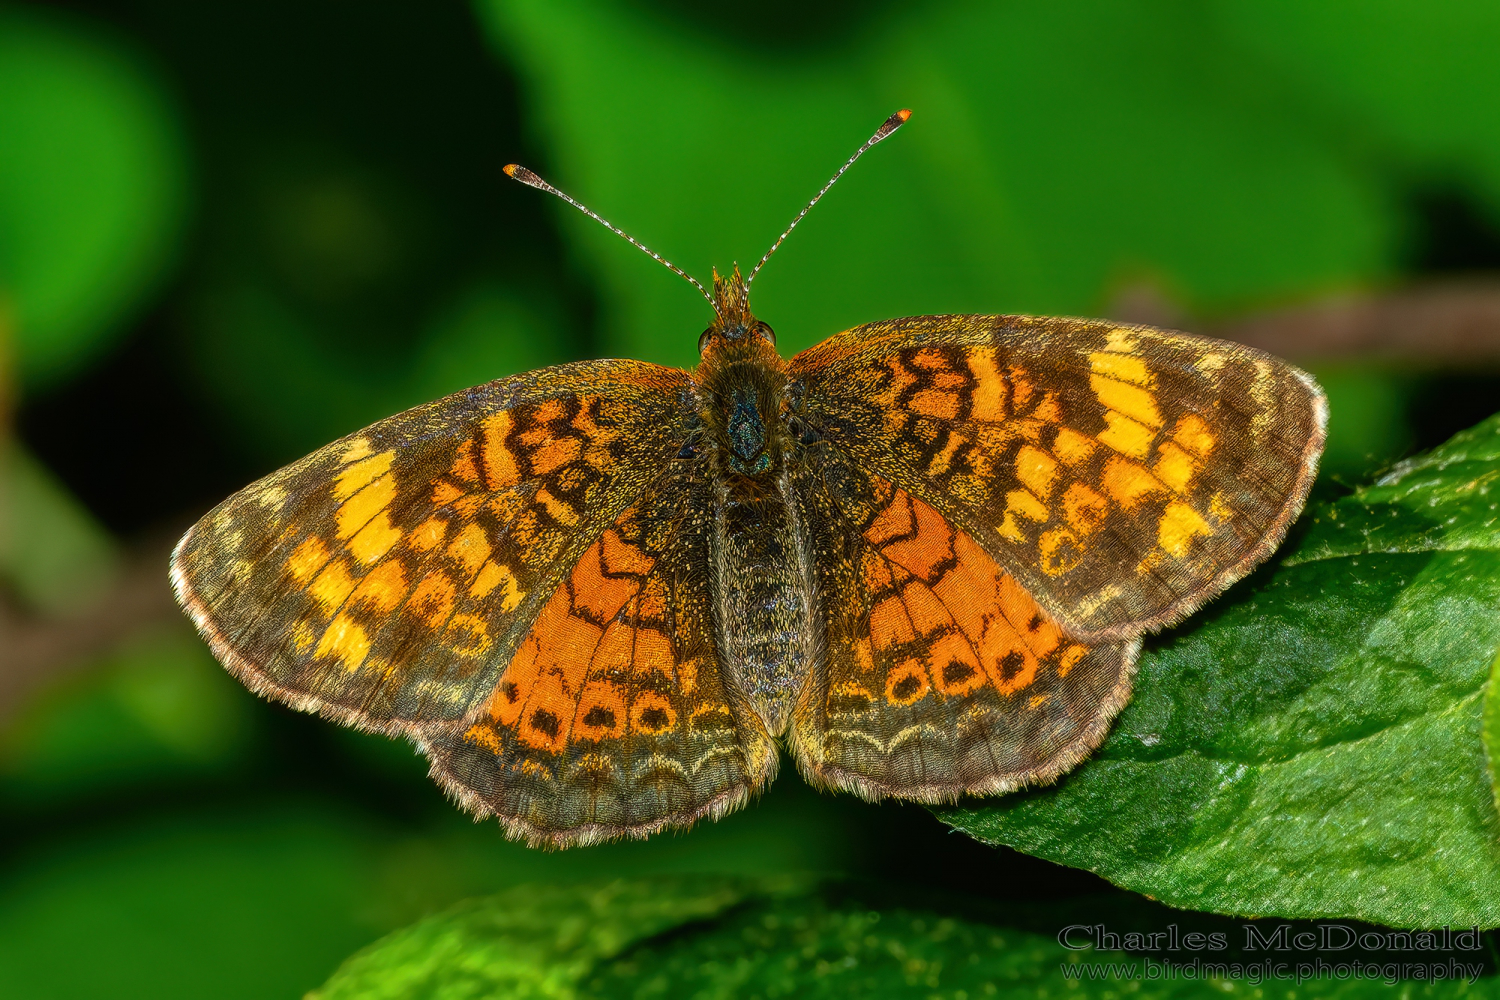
[171,360,696,736]
[789,315,1326,641]
[790,456,1136,799]
[424,461,777,847]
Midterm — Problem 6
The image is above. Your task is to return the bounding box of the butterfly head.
[697,265,777,359]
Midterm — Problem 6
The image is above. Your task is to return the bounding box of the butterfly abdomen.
[710,480,816,737]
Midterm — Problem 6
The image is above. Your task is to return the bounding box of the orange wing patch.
[792,458,1136,804]
[858,483,1089,707]
[462,507,696,754]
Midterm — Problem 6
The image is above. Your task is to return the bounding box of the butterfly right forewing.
[789,315,1326,641]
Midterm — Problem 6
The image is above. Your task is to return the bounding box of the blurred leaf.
[0,441,118,614]
[481,0,1395,370]
[316,877,1494,998]
[0,6,188,391]
[189,276,568,460]
[0,625,254,803]
[0,771,895,1000]
[0,807,402,1000]
[942,413,1500,929]
[1220,1,1500,212]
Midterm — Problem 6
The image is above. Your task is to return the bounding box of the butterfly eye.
[698,328,714,354]
[756,322,776,345]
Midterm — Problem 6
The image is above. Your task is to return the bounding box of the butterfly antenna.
[503,163,718,317]
[746,109,911,288]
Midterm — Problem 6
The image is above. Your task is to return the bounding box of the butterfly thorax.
[688,269,814,736]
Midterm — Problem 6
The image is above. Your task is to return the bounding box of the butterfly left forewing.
[790,455,1135,800]
[171,360,694,736]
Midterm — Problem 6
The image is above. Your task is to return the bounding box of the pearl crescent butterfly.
[171,111,1326,847]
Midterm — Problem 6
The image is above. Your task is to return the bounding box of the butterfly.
[171,111,1326,847]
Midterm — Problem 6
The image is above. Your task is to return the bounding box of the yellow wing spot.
[1152,441,1199,494]
[432,481,465,506]
[410,570,456,627]
[677,656,701,696]
[309,558,357,616]
[1172,414,1216,458]
[535,486,580,526]
[831,679,874,700]
[316,615,370,671]
[1097,410,1156,460]
[349,559,408,613]
[462,722,503,754]
[450,440,480,484]
[256,485,288,509]
[1030,392,1062,424]
[1027,693,1050,710]
[339,438,374,464]
[333,450,396,501]
[999,488,1049,543]
[853,637,874,673]
[1091,374,1162,430]
[1209,491,1233,522]
[532,398,567,423]
[910,388,960,420]
[286,536,332,583]
[480,412,518,490]
[408,517,448,552]
[1249,359,1276,437]
[529,437,582,476]
[447,521,492,576]
[1056,645,1087,678]
[1015,445,1060,501]
[966,349,1007,422]
[445,613,491,657]
[1102,456,1167,510]
[1038,527,1083,576]
[1062,482,1109,536]
[470,560,525,611]
[336,474,397,538]
[1158,500,1213,558]
[1104,328,1139,353]
[1089,350,1155,388]
[350,511,402,564]
[289,620,317,654]
[1053,427,1098,466]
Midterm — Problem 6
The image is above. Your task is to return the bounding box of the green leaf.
[0,6,188,391]
[314,877,1495,997]
[310,876,797,1000]
[942,413,1500,929]
[1484,645,1500,819]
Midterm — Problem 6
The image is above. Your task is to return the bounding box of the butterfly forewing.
[424,461,777,847]
[789,315,1326,641]
[171,360,695,735]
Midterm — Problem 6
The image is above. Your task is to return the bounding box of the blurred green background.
[2,2,1499,996]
